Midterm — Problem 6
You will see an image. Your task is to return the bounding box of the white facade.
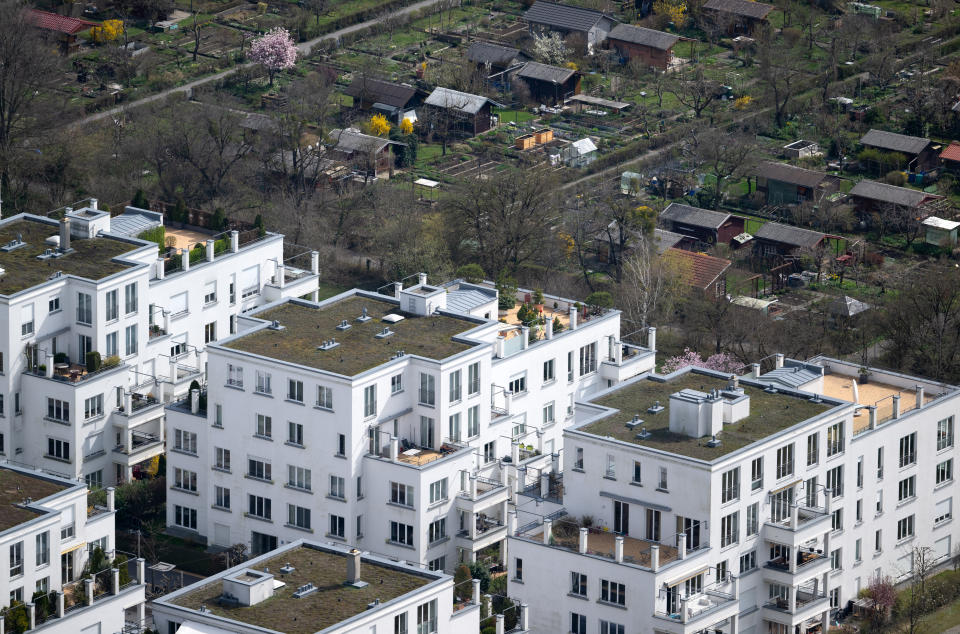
[508,357,960,634]
[0,463,146,634]
[0,202,318,487]
[165,277,654,571]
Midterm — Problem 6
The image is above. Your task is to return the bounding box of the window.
[247,458,271,481]
[511,422,526,440]
[935,498,952,524]
[174,505,197,530]
[571,614,587,634]
[105,289,119,321]
[125,282,138,314]
[600,622,625,634]
[241,265,260,299]
[830,548,841,570]
[204,322,216,343]
[807,433,818,466]
[394,613,408,634]
[227,364,244,388]
[856,499,863,523]
[448,413,461,442]
[35,533,48,567]
[831,509,843,532]
[287,505,311,530]
[605,454,616,479]
[203,281,217,305]
[938,417,954,451]
[721,467,740,503]
[467,406,479,437]
[484,442,496,464]
[416,599,437,634]
[658,466,668,490]
[9,542,22,577]
[857,456,864,489]
[899,432,916,468]
[288,466,311,491]
[287,379,303,403]
[247,495,271,520]
[746,502,759,536]
[125,324,137,355]
[286,422,304,447]
[390,521,414,546]
[751,457,763,491]
[827,422,845,456]
[776,444,794,479]
[467,362,480,395]
[47,439,70,461]
[329,476,345,499]
[898,476,916,502]
[632,461,642,484]
[364,385,376,417]
[76,292,92,324]
[543,402,555,426]
[47,398,69,423]
[173,468,197,492]
[357,515,363,538]
[877,447,884,479]
[171,341,188,359]
[9,588,21,605]
[721,511,739,547]
[855,538,862,562]
[317,386,333,410]
[449,371,461,402]
[214,486,230,509]
[328,514,344,538]
[105,332,118,358]
[337,434,346,457]
[419,373,436,405]
[543,359,555,383]
[255,414,272,438]
[429,518,446,543]
[876,490,883,514]
[214,447,230,471]
[740,550,756,573]
[937,459,953,485]
[391,374,403,394]
[567,351,574,382]
[214,404,222,427]
[84,395,103,420]
[875,530,882,552]
[229,280,236,304]
[579,342,597,376]
[20,304,34,337]
[61,521,74,540]
[600,579,625,606]
[897,515,915,541]
[825,465,843,498]
[508,374,526,395]
[391,482,413,507]
[512,558,522,582]
[646,509,661,541]
[429,479,447,504]
[48,297,60,313]
[830,588,840,609]
[566,571,588,596]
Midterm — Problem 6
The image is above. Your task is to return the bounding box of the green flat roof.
[580,370,834,460]
[224,296,478,376]
[0,218,136,295]
[0,468,71,532]
[168,545,433,634]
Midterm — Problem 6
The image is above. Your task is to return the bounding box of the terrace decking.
[531,526,681,567]
[821,374,932,433]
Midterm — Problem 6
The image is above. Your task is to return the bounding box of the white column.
[615,536,624,563]
[45,353,54,378]
[181,247,189,272]
[389,436,398,461]
[418,272,427,286]
[751,363,760,378]
[107,487,116,512]
[136,558,146,584]
[27,604,34,630]
[230,230,239,252]
[495,614,504,634]
[277,263,286,288]
[892,394,901,419]
[470,476,478,499]
[520,604,529,631]
[156,258,165,280]
[543,519,552,544]
[916,385,925,409]
[775,353,784,368]
[650,544,659,571]
[578,528,588,554]
[56,593,64,618]
[311,251,319,275]
[206,239,215,262]
[84,578,94,606]
[647,326,656,351]
[544,317,553,339]
[471,579,480,605]
[112,568,120,594]
[520,326,529,349]
[568,305,578,330]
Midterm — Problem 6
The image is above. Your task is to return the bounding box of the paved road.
[74,0,447,126]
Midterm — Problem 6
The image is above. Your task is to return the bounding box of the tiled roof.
[523,0,615,32]
[703,0,774,19]
[653,228,686,253]
[27,9,96,34]
[662,248,731,290]
[660,203,731,230]
[860,129,930,155]
[515,61,576,84]
[466,42,521,66]
[329,128,395,153]
[607,24,679,50]
[757,161,831,188]
[849,179,935,208]
[345,78,418,109]
[941,141,960,162]
[424,87,501,114]
[753,222,825,249]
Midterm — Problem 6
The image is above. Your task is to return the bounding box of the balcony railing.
[26,362,125,385]
[765,549,827,572]
[115,431,161,455]
[458,516,505,540]
[767,505,829,531]
[764,589,827,613]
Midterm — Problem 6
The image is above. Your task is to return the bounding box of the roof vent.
[809,394,822,403]
[0,234,26,252]
[706,435,722,448]
[356,306,372,323]
[647,400,664,414]
[48,271,62,280]
[764,385,778,394]
[336,319,352,331]
[375,327,394,339]
[279,564,296,574]
[268,320,285,331]
[318,339,340,351]
[293,583,318,599]
[382,314,405,324]
[625,415,644,430]
[392,350,406,359]
[366,599,381,609]
[0,266,4,276]
[635,427,652,440]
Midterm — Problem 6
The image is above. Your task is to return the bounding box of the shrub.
[456,263,485,283]
[585,291,613,309]
[54,352,68,364]
[86,351,102,373]
[137,225,166,256]
[496,271,518,310]
[553,316,564,333]
[131,189,149,209]
[468,561,491,592]
[533,288,545,304]
[103,355,121,368]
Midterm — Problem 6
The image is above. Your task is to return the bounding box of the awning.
[61,542,87,555]
[769,479,801,495]
[378,407,412,423]
[667,567,710,587]
[600,491,671,512]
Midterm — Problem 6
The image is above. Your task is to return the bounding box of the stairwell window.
[658,467,668,490]
[826,422,845,457]
[751,457,763,491]
[938,417,954,451]
[899,432,916,468]
[364,385,376,418]
[76,292,92,325]
[428,518,446,543]
[449,371,461,402]
[20,304,34,337]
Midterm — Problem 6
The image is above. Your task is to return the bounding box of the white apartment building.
[507,356,960,634]
[165,276,655,571]
[0,202,318,487]
[150,539,504,634]
[0,462,146,634]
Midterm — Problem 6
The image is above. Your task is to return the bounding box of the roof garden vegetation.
[224,296,477,376]
[0,468,71,532]
[581,370,834,460]
[169,545,432,634]
[0,219,135,295]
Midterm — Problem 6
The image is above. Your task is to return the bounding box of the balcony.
[457,516,508,551]
[113,431,163,466]
[263,266,319,303]
[763,586,830,626]
[763,548,830,585]
[25,361,127,386]
[523,518,683,569]
[600,343,656,382]
[653,578,740,634]
[458,477,510,514]
[117,393,164,429]
[763,505,831,548]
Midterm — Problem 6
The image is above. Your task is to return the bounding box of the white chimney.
[181,248,190,272]
[206,239,215,262]
[647,326,656,351]
[775,353,784,369]
[230,230,239,253]
[347,549,362,585]
[916,385,925,409]
[418,272,427,286]
[545,316,553,339]
[89,198,98,210]
[569,305,578,330]
[59,218,71,252]
[751,363,760,378]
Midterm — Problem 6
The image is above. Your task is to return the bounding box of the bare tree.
[756,27,806,128]
[904,546,935,634]
[619,233,683,329]
[682,127,756,209]
[668,67,720,119]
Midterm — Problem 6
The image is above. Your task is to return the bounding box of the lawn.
[117,531,226,577]
[316,281,348,300]
[494,108,535,124]
[414,143,445,167]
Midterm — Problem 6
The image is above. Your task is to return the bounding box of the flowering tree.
[532,32,569,65]
[249,27,297,86]
[661,348,744,375]
[862,576,896,631]
[400,117,414,135]
[370,113,391,136]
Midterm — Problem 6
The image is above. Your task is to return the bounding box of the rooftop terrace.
[821,374,932,433]
[0,218,135,295]
[168,545,433,634]
[0,467,71,532]
[224,296,478,376]
[580,371,835,460]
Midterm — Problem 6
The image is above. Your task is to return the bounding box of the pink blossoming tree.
[661,348,744,375]
[249,27,297,86]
